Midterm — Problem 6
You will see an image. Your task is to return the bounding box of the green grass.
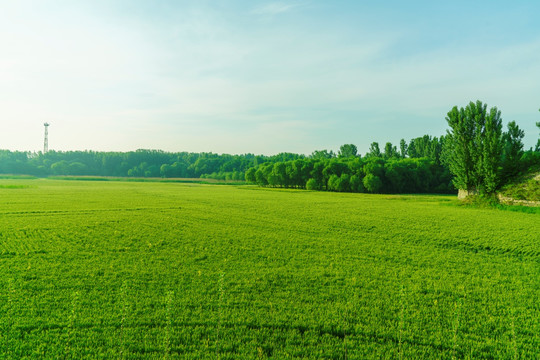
[47,175,246,185]
[0,185,32,189]
[500,178,540,202]
[499,170,540,202]
[0,179,539,359]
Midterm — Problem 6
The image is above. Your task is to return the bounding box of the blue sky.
[1,0,539,155]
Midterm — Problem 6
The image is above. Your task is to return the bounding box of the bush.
[460,193,500,207]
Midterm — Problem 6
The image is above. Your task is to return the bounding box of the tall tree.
[443,100,503,194]
[338,144,358,158]
[443,105,475,192]
[481,106,503,193]
[399,139,408,158]
[367,142,381,158]
[383,142,398,159]
[501,121,525,180]
[408,135,442,163]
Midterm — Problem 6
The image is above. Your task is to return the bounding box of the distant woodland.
[1,101,539,195]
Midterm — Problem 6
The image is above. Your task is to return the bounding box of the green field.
[1,179,539,359]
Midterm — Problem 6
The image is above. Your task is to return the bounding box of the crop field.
[0,179,539,359]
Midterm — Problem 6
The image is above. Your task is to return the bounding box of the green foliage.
[1,180,539,358]
[367,142,382,158]
[501,121,525,181]
[481,106,503,193]
[327,173,351,192]
[245,167,256,183]
[459,193,501,208]
[305,178,320,190]
[349,174,364,192]
[310,149,336,159]
[443,100,503,194]
[363,157,385,178]
[399,139,408,158]
[363,173,382,193]
[408,135,444,164]
[500,171,540,202]
[383,142,399,159]
[327,174,340,191]
[338,144,358,158]
[248,156,453,194]
[0,149,305,180]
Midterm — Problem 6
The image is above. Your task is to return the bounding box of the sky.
[1,0,539,155]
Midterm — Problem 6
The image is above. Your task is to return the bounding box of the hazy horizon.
[2,0,539,155]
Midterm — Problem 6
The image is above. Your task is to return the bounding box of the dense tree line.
[245,156,455,194]
[244,135,454,194]
[0,149,304,179]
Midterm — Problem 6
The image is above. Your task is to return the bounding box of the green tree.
[443,100,503,194]
[322,161,349,188]
[327,174,340,191]
[384,160,407,193]
[300,160,314,188]
[306,178,321,190]
[271,163,288,187]
[310,161,325,188]
[399,139,408,158]
[160,164,172,177]
[338,144,358,158]
[383,142,398,159]
[335,174,351,192]
[50,160,70,175]
[289,159,307,188]
[69,162,87,175]
[255,164,272,186]
[363,157,384,178]
[408,135,443,163]
[245,168,257,183]
[480,106,503,193]
[501,121,525,180]
[367,142,381,158]
[349,174,365,192]
[363,173,382,193]
[310,149,336,159]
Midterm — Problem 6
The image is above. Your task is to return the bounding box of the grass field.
[1,179,539,359]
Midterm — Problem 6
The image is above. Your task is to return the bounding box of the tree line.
[244,134,455,193]
[1,101,539,195]
[0,150,303,180]
[0,134,449,189]
[245,156,454,194]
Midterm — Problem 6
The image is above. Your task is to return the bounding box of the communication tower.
[44,123,50,153]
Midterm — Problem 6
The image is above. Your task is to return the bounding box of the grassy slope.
[499,169,540,202]
[0,179,539,359]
